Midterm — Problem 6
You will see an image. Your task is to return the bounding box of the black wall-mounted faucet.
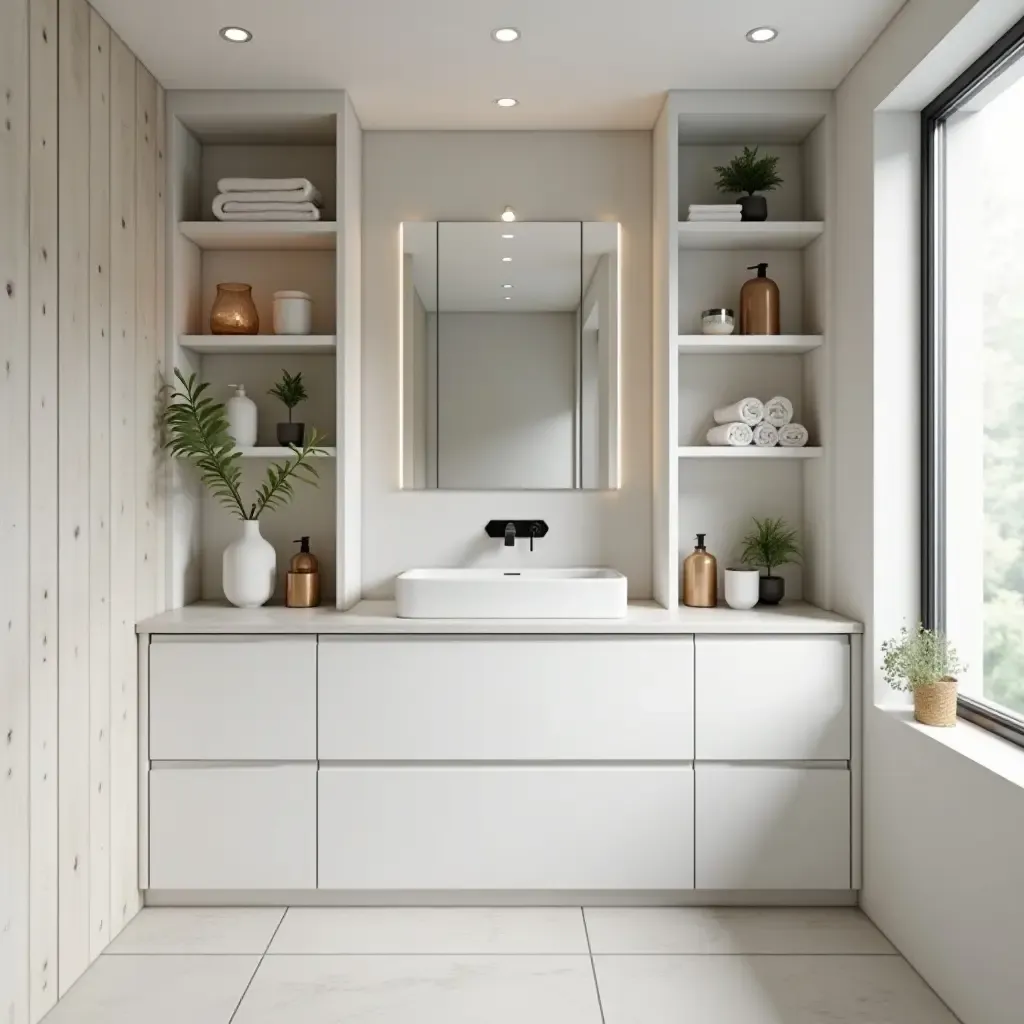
[486,520,549,552]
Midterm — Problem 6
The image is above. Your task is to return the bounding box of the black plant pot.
[276,422,305,447]
[739,194,768,222]
[759,575,785,605]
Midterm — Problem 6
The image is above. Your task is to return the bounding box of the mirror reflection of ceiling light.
[492,28,520,42]
[501,206,516,222]
[495,98,518,108]
[745,26,778,43]
[219,25,252,42]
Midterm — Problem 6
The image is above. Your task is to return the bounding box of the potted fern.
[714,145,783,222]
[163,370,325,608]
[269,369,308,447]
[740,516,801,605]
[881,624,964,727]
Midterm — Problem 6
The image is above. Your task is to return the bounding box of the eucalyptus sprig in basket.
[881,624,965,727]
[163,369,326,608]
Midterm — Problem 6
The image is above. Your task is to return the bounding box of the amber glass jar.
[210,283,259,335]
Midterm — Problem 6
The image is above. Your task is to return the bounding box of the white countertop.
[137,600,862,635]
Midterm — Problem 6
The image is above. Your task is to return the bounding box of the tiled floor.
[43,906,962,1023]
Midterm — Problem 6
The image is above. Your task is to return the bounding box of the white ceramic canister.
[724,567,760,610]
[222,520,277,608]
[273,290,312,335]
[225,383,258,448]
[701,308,735,336]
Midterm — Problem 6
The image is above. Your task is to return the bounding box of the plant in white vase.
[881,623,965,728]
[162,370,325,608]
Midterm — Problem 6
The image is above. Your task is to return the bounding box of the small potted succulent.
[714,145,783,222]
[739,516,801,605]
[269,369,308,447]
[881,624,965,727]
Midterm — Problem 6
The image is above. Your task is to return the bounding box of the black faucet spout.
[504,522,516,547]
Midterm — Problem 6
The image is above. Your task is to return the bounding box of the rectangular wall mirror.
[401,221,621,490]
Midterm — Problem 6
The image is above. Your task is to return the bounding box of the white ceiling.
[90,0,906,129]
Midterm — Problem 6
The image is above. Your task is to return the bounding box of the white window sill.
[876,703,1024,790]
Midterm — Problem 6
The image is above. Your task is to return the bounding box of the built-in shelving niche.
[168,98,350,608]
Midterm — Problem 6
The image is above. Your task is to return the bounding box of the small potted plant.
[739,516,801,605]
[269,369,308,447]
[714,145,783,222]
[881,624,964,728]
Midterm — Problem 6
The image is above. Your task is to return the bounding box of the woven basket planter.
[913,677,958,727]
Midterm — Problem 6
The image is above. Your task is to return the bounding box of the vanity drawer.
[694,635,850,761]
[694,765,851,890]
[318,766,695,890]
[149,636,316,760]
[149,765,316,890]
[318,636,694,761]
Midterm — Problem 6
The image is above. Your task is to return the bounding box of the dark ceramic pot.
[276,422,305,447]
[759,574,785,605]
[739,194,768,222]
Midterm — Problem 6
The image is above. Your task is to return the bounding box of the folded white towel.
[713,397,764,427]
[217,177,318,199]
[688,204,742,212]
[764,396,794,428]
[752,422,779,447]
[688,213,742,221]
[707,422,753,447]
[778,423,809,447]
[212,208,322,222]
[214,197,322,217]
[214,187,323,206]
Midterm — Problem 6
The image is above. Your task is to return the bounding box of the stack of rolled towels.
[212,177,323,222]
[687,203,742,222]
[706,396,810,448]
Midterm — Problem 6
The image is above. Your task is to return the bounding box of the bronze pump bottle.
[739,262,780,335]
[682,534,718,608]
[285,536,321,608]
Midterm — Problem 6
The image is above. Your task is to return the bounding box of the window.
[923,16,1024,746]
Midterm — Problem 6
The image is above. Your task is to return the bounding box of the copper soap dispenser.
[740,262,780,335]
[285,536,321,608]
[682,533,718,608]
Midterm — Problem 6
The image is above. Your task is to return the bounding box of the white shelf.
[677,221,824,251]
[179,335,336,356]
[678,446,822,459]
[677,335,823,355]
[179,221,337,251]
[236,447,337,458]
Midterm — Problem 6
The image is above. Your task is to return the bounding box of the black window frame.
[922,14,1024,748]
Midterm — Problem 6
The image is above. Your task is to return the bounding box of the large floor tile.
[594,954,959,1024]
[584,907,896,955]
[40,954,258,1024]
[269,907,589,954]
[104,907,286,954]
[233,954,602,1024]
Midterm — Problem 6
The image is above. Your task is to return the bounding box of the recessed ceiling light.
[501,256,512,262]
[745,26,778,43]
[495,97,518,108]
[502,233,514,239]
[219,25,252,42]
[504,296,512,301]
[503,284,513,289]
[500,206,516,223]
[492,27,520,42]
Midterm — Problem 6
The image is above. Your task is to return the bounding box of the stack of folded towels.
[687,203,742,222]
[706,396,810,448]
[212,177,322,222]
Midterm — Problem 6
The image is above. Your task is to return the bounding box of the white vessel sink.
[395,568,627,619]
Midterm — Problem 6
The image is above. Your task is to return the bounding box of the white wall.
[362,131,651,596]
[835,3,1024,1022]
[0,1,165,1021]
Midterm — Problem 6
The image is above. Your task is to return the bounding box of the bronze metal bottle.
[285,536,321,608]
[682,533,718,607]
[739,262,780,335]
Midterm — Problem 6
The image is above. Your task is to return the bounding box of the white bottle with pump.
[226,384,257,448]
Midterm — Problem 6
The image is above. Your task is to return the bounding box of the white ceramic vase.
[724,568,760,610]
[223,519,276,608]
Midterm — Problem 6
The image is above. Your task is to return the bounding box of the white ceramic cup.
[724,568,760,610]
[273,290,312,335]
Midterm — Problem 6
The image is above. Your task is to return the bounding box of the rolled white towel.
[713,397,764,426]
[217,177,318,199]
[778,423,809,447]
[752,422,779,447]
[764,395,794,428]
[707,422,753,447]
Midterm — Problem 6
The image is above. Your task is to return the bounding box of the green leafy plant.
[268,369,308,423]
[714,146,783,196]
[162,369,324,521]
[881,624,965,691]
[740,516,802,577]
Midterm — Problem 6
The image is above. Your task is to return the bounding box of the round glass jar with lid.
[701,308,735,336]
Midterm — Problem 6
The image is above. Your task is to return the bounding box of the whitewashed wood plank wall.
[0,0,166,1019]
